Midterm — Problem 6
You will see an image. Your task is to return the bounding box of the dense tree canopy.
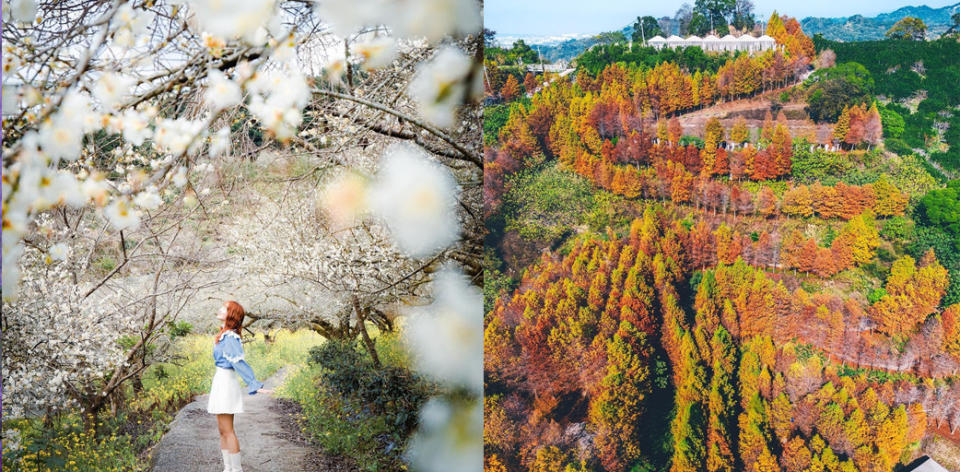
[804,62,874,122]
[885,16,927,41]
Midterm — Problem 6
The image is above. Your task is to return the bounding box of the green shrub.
[295,336,432,471]
[867,287,887,304]
[883,138,912,156]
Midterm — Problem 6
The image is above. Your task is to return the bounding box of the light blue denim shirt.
[213,330,265,395]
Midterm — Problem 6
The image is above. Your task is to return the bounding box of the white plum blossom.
[54,171,88,208]
[47,243,69,262]
[314,0,479,43]
[134,186,163,210]
[404,265,482,392]
[209,126,231,157]
[188,0,277,43]
[60,90,97,131]
[154,118,205,155]
[247,68,310,140]
[38,116,83,162]
[112,3,153,48]
[369,143,460,258]
[21,85,41,107]
[319,170,369,229]
[172,166,188,187]
[81,175,110,206]
[9,0,36,24]
[3,51,22,77]
[323,59,347,86]
[104,197,141,231]
[119,108,153,146]
[249,97,303,140]
[17,165,61,211]
[202,32,226,57]
[405,397,482,472]
[3,84,19,115]
[355,37,398,70]
[312,0,388,37]
[408,46,473,129]
[390,0,481,43]
[93,72,135,111]
[204,69,243,110]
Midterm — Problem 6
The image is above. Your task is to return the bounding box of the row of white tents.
[647,34,778,53]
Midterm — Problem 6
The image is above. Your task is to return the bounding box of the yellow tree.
[871,175,907,217]
[833,105,850,143]
[770,124,793,177]
[731,118,750,144]
[782,185,814,217]
[872,252,949,336]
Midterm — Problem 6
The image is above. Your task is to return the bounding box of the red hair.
[215,300,245,343]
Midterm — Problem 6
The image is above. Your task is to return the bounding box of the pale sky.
[485,0,959,36]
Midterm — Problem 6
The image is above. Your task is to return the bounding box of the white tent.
[720,34,738,51]
[684,35,703,50]
[702,35,721,52]
[758,35,776,51]
[666,35,685,48]
[648,35,667,50]
[738,34,758,52]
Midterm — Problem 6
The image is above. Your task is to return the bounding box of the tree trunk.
[352,296,381,368]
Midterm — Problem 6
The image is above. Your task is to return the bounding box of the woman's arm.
[222,336,265,395]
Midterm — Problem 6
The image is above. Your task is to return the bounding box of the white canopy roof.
[703,35,720,41]
[738,35,758,41]
[648,35,667,43]
[666,35,685,41]
[720,34,737,41]
[758,35,776,43]
[685,35,702,41]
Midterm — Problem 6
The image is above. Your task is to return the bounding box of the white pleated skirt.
[207,367,244,414]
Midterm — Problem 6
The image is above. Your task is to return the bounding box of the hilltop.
[801,2,960,41]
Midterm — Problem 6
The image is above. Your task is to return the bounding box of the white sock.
[221,449,231,472]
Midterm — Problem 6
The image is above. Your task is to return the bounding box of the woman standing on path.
[208,300,272,472]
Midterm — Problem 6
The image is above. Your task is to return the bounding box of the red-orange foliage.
[501,74,520,101]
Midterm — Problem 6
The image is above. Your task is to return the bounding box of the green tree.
[731,0,755,31]
[589,321,654,471]
[918,180,960,241]
[886,17,927,41]
[694,0,736,35]
[706,327,738,472]
[805,62,874,123]
[879,105,905,138]
[947,12,960,35]
[633,16,664,43]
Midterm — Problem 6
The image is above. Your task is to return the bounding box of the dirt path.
[150,367,356,472]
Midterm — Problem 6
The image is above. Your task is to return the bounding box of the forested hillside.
[801,3,960,41]
[812,35,960,175]
[484,12,960,472]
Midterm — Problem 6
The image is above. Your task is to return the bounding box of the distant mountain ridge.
[512,3,959,63]
[800,2,960,41]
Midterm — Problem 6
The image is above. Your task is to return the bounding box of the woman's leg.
[216,414,240,453]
